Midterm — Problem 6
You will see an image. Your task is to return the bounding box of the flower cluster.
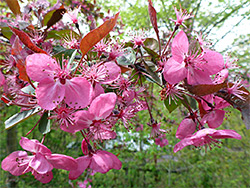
[0,0,247,185]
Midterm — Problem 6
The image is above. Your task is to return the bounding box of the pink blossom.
[201,109,225,129]
[49,104,80,133]
[73,93,117,139]
[93,40,108,57]
[170,7,194,28]
[83,61,121,85]
[64,6,81,24]
[227,80,248,100]
[155,134,169,147]
[69,150,122,180]
[174,128,241,152]
[1,137,77,183]
[150,122,167,138]
[163,30,224,85]
[26,53,93,110]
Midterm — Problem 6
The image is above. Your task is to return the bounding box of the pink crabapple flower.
[170,7,194,28]
[69,150,122,180]
[155,134,169,147]
[73,93,117,139]
[64,6,81,24]
[26,53,93,110]
[174,128,242,153]
[163,30,224,85]
[69,139,122,180]
[1,137,77,183]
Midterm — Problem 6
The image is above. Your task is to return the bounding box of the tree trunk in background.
[6,127,18,188]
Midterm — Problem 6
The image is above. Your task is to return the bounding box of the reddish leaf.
[11,36,22,55]
[80,12,120,56]
[5,0,21,16]
[185,81,227,96]
[148,0,160,53]
[9,26,47,54]
[118,65,131,74]
[11,36,29,81]
[43,5,66,29]
[148,0,159,34]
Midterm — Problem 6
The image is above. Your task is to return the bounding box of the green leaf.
[117,47,136,66]
[38,112,51,134]
[142,61,161,84]
[53,46,76,62]
[144,38,159,51]
[142,46,159,62]
[5,107,41,130]
[1,27,13,40]
[164,96,182,113]
[67,49,78,70]
[46,29,80,40]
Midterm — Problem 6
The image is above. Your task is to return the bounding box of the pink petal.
[201,109,225,128]
[1,151,31,176]
[187,68,213,85]
[69,156,91,180]
[163,58,187,84]
[176,118,196,139]
[19,137,51,155]
[29,153,53,174]
[99,61,121,84]
[74,110,94,129]
[202,50,224,75]
[26,53,60,82]
[46,154,78,171]
[0,71,5,86]
[92,127,117,140]
[36,78,65,110]
[92,83,105,99]
[32,170,53,184]
[173,137,194,153]
[64,77,93,109]
[171,30,189,63]
[90,150,121,173]
[213,69,228,84]
[89,93,117,120]
[211,129,242,140]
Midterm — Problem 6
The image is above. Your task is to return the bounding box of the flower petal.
[99,61,121,84]
[36,79,65,110]
[32,170,53,184]
[211,129,242,140]
[64,77,92,109]
[202,50,224,75]
[46,154,78,171]
[90,150,122,173]
[1,151,31,176]
[19,137,51,155]
[89,93,117,120]
[171,30,189,63]
[26,53,60,82]
[29,153,53,174]
[69,156,91,180]
[163,58,187,84]
[176,118,196,139]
